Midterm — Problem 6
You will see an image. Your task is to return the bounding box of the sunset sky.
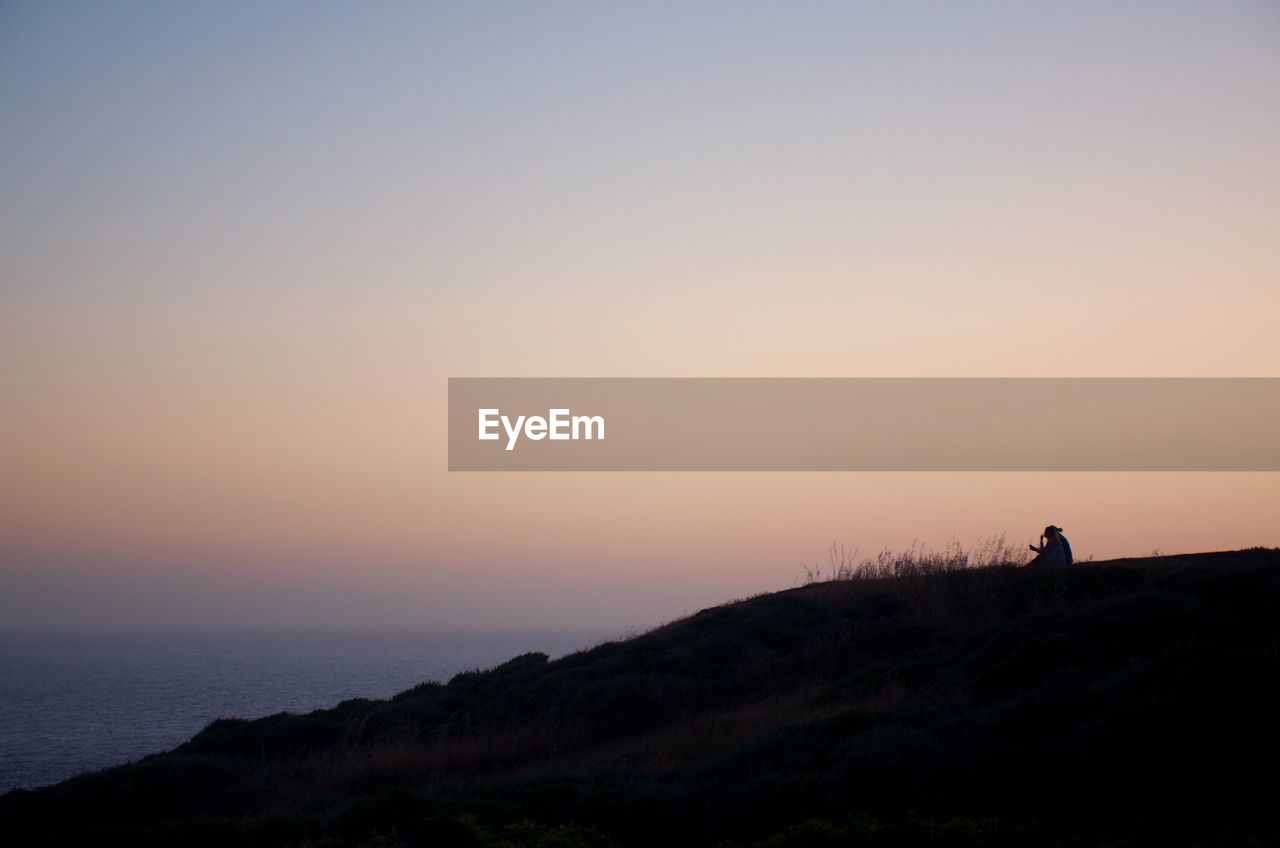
[2,2,1278,630]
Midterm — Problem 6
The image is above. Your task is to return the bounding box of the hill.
[3,548,1279,847]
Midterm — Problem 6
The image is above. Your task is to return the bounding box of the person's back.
[1058,528,1073,565]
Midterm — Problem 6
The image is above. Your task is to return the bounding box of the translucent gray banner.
[448,378,1280,471]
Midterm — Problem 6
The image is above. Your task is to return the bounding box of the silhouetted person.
[1029,525,1072,566]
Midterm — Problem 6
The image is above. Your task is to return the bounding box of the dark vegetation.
[3,548,1279,847]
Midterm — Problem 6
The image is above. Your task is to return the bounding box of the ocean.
[0,629,611,792]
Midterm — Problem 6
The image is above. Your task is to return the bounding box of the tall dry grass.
[801,535,1028,584]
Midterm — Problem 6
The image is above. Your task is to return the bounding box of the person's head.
[1044,525,1059,541]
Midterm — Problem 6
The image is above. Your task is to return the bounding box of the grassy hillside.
[4,548,1279,847]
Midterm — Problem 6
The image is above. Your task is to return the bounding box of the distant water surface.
[0,629,610,791]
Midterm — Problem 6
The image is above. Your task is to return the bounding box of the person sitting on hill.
[1029,525,1072,566]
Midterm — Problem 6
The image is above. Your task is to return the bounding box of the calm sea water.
[0,629,610,792]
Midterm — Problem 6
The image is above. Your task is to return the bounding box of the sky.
[2,1,1278,631]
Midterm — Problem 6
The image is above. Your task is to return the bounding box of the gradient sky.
[2,1,1278,630]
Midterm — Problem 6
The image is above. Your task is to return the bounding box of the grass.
[2,547,1278,847]
[801,536,1029,583]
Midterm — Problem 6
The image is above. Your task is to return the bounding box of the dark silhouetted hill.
[3,548,1279,847]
